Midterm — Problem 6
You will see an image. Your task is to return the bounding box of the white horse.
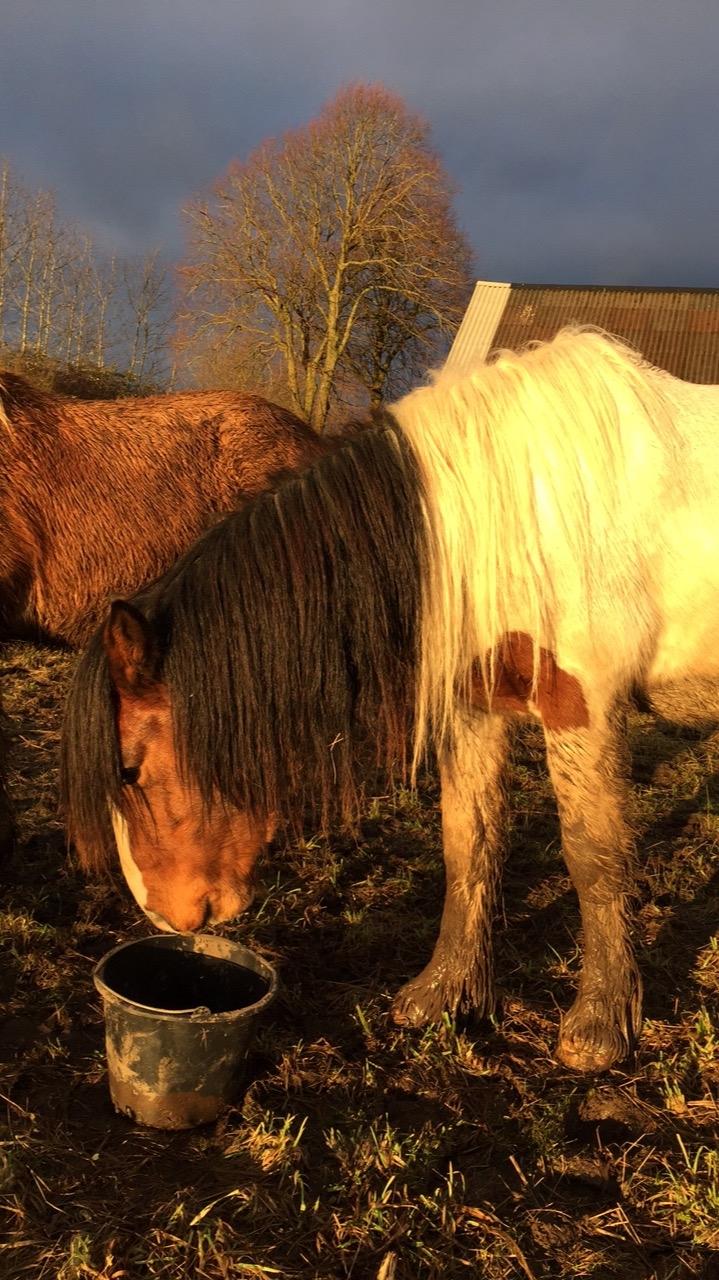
[62,329,719,1072]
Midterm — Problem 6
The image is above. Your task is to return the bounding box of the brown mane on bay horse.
[0,369,326,851]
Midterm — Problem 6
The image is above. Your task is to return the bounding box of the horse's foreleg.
[545,712,641,1072]
[392,713,508,1026]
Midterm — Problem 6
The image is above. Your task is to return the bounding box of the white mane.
[391,328,685,758]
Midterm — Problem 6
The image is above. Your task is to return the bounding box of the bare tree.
[179,84,474,429]
[55,231,93,365]
[123,251,169,383]
[16,190,56,353]
[92,254,117,370]
[344,288,457,408]
[0,156,171,391]
[0,160,21,347]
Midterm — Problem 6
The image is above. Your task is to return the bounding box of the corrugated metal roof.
[448,281,719,382]
[445,280,511,372]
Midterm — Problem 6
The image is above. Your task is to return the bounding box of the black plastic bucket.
[93,933,278,1129]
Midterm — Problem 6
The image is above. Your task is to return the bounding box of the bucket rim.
[92,932,278,1021]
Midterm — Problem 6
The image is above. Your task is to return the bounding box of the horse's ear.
[103,600,158,696]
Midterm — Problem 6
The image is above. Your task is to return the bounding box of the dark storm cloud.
[2,0,719,282]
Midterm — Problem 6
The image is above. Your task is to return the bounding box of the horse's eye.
[120,766,140,786]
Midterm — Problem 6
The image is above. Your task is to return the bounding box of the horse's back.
[58,389,324,499]
[212,396,326,496]
[0,384,323,645]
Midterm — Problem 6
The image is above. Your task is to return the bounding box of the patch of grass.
[649,1138,719,1248]
[56,1233,94,1280]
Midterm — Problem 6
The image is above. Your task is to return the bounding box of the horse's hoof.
[391,986,437,1027]
[391,973,448,1027]
[391,966,495,1028]
[556,1006,630,1073]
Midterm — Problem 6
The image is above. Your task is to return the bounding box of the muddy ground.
[1,640,719,1278]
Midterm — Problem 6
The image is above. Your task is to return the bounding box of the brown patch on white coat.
[471,631,589,730]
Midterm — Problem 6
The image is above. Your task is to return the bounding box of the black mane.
[61,415,427,868]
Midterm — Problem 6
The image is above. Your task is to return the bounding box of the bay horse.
[61,329,719,1073]
[0,372,324,646]
[0,371,324,849]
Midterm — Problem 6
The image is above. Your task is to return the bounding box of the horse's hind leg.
[392,712,508,1026]
[545,709,641,1072]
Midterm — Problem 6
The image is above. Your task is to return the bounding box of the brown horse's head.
[61,424,423,935]
[103,601,275,932]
